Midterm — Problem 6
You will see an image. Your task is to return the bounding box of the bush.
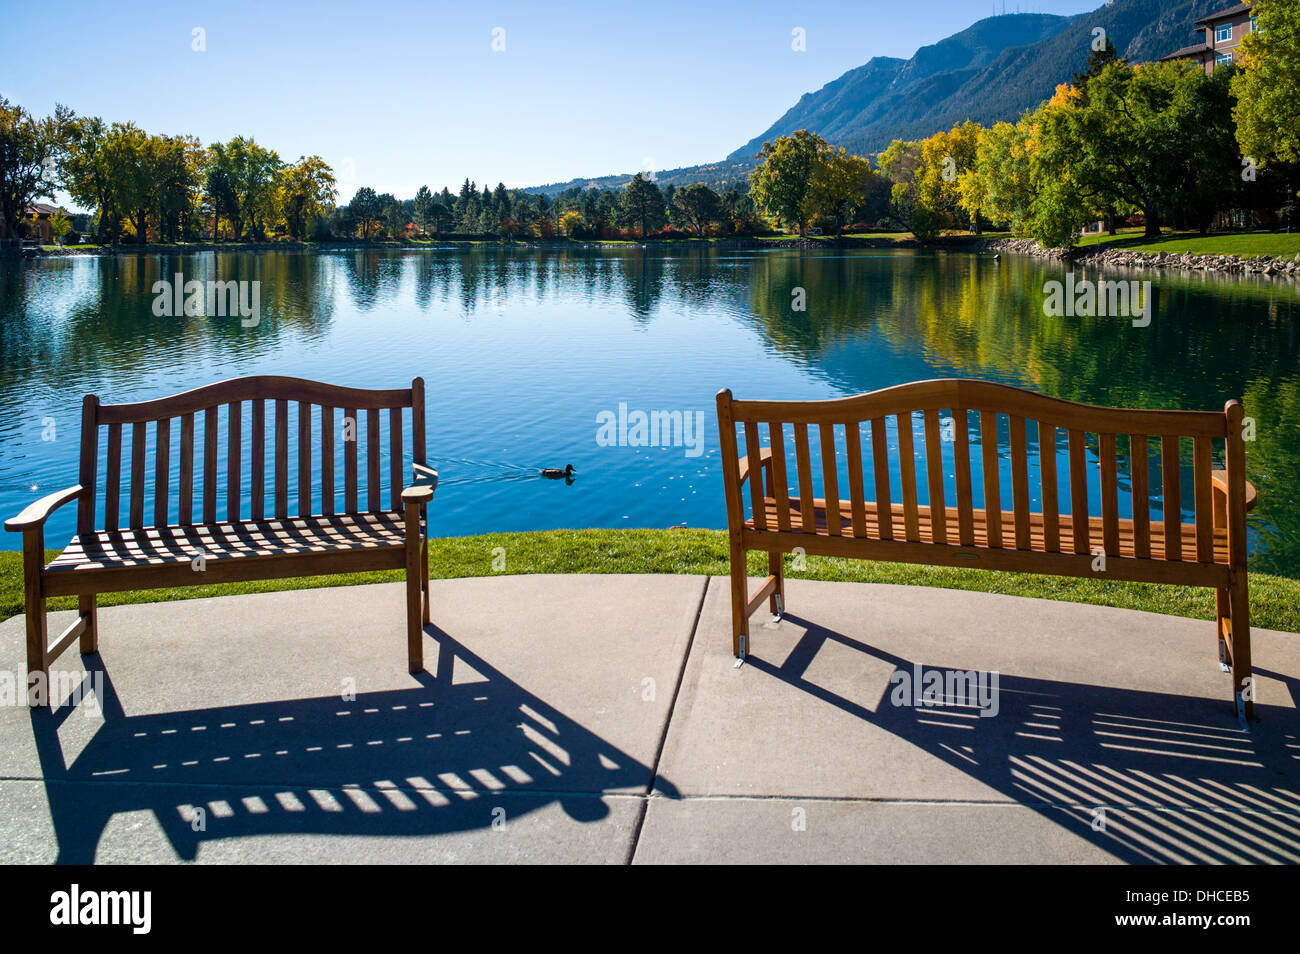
[63,231,80,245]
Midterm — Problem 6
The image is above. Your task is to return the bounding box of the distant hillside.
[527,0,1231,194]
[732,0,1231,159]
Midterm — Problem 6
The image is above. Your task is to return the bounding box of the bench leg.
[21,530,49,708]
[79,594,99,654]
[768,549,785,619]
[728,537,748,659]
[1215,587,1230,672]
[404,503,424,673]
[1229,576,1253,722]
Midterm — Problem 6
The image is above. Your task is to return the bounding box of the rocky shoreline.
[984,237,1300,279]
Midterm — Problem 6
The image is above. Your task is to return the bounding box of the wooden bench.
[6,376,438,705]
[717,379,1258,719]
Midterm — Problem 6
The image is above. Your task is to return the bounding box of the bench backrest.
[718,379,1249,568]
[76,376,426,533]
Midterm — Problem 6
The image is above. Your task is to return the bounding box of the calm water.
[2,247,1298,576]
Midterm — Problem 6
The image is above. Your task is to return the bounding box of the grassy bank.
[2,528,1298,633]
[1077,229,1300,259]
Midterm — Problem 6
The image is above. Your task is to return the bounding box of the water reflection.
[2,247,1297,576]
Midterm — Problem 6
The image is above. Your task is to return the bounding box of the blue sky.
[2,0,1098,201]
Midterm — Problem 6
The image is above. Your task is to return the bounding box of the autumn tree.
[276,156,336,239]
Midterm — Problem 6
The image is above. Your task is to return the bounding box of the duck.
[541,464,576,479]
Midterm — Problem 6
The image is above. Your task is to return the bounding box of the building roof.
[1161,43,1209,61]
[1195,2,1253,25]
[27,202,60,216]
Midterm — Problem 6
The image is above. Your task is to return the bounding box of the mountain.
[730,0,1232,160]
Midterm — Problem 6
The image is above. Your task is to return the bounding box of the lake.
[2,246,1298,577]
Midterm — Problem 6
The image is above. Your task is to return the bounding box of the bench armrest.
[401,484,435,505]
[5,485,84,533]
[1211,470,1257,513]
[737,447,773,487]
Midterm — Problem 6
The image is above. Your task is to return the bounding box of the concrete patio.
[1,574,1297,864]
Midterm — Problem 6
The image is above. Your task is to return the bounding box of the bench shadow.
[747,613,1300,864]
[32,626,675,864]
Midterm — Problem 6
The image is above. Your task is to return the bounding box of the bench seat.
[746,497,1230,564]
[41,513,411,596]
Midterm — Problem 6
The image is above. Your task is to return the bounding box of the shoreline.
[984,237,1300,280]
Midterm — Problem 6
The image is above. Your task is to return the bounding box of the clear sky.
[1,0,1099,201]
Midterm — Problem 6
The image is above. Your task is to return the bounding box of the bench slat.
[923,409,947,544]
[322,407,335,515]
[819,423,842,537]
[1194,436,1214,563]
[981,411,1002,549]
[1009,415,1030,550]
[870,417,893,541]
[130,421,146,529]
[1162,435,1182,561]
[953,408,975,547]
[1131,434,1151,559]
[845,423,867,538]
[227,402,242,521]
[390,406,403,513]
[105,422,122,531]
[367,408,381,512]
[203,408,217,523]
[1038,421,1060,552]
[1068,428,1089,554]
[275,398,289,519]
[299,402,312,516]
[180,413,194,526]
[769,424,792,532]
[344,407,358,513]
[897,413,920,542]
[251,400,265,520]
[794,423,815,534]
[745,421,767,532]
[154,418,170,526]
[1100,433,1120,556]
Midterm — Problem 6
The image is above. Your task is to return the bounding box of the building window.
[1215,23,1233,43]
[1250,15,1258,32]
[1216,51,1234,68]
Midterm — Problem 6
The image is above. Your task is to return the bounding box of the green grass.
[3,528,1298,633]
[1076,229,1300,259]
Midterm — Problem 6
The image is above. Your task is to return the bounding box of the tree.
[0,97,66,242]
[748,130,826,236]
[349,186,380,239]
[620,172,665,238]
[412,185,433,237]
[1232,0,1300,165]
[1066,61,1237,237]
[49,209,70,246]
[207,136,282,240]
[276,156,336,239]
[807,147,877,235]
[877,139,945,241]
[59,114,121,243]
[672,183,721,237]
